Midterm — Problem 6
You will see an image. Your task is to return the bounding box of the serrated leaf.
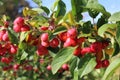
[18,42,27,50]
[86,0,110,18]
[108,12,120,22]
[32,8,44,14]
[53,26,67,35]
[102,58,120,80]
[80,58,96,77]
[98,24,117,37]
[51,47,75,74]
[21,51,28,60]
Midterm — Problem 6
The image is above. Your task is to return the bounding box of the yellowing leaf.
[105,48,114,55]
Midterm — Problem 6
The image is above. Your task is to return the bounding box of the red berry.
[40,26,48,31]
[47,65,51,71]
[90,42,103,53]
[24,65,33,71]
[14,17,24,25]
[58,32,67,42]
[4,21,9,28]
[9,45,18,54]
[2,32,9,41]
[95,60,102,69]
[64,38,77,47]
[50,38,59,48]
[21,25,30,32]
[13,25,21,32]
[41,41,49,47]
[102,59,109,68]
[81,47,91,55]
[62,64,69,71]
[0,30,6,41]
[41,33,49,42]
[13,64,20,71]
[77,37,86,44]
[1,57,11,64]
[73,46,82,56]
[67,28,77,39]
[36,45,49,56]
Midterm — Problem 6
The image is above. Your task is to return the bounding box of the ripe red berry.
[81,47,91,55]
[36,45,49,56]
[41,33,49,42]
[47,65,51,71]
[2,32,9,41]
[95,60,102,69]
[9,45,18,54]
[0,30,6,41]
[50,38,59,48]
[24,65,33,71]
[41,41,49,47]
[102,59,109,68]
[58,32,67,42]
[21,25,30,32]
[62,64,69,71]
[4,21,9,28]
[64,38,77,47]
[1,57,11,64]
[13,25,21,32]
[90,42,103,53]
[77,37,86,44]
[67,28,77,39]
[14,17,24,25]
[40,26,48,31]
[73,46,82,56]
[13,64,20,71]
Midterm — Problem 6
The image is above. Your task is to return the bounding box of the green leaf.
[86,0,110,18]
[51,0,59,11]
[116,23,120,47]
[70,57,77,76]
[21,51,28,60]
[88,9,99,18]
[82,21,92,34]
[71,0,83,22]
[53,26,67,35]
[55,0,66,18]
[98,24,117,37]
[73,69,79,80]
[80,58,96,77]
[20,31,30,42]
[32,8,44,14]
[112,42,120,56]
[108,12,120,22]
[32,0,42,7]
[41,6,50,15]
[102,58,120,80]
[18,42,27,50]
[51,47,75,74]
[8,29,18,44]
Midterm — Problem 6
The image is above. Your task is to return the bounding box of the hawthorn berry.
[62,64,69,71]
[36,45,49,56]
[50,38,59,48]
[102,59,109,68]
[64,38,77,47]
[21,25,30,32]
[95,60,102,69]
[13,25,21,32]
[13,17,24,25]
[47,65,51,71]
[67,28,77,39]
[73,46,82,56]
[58,32,67,42]
[41,33,49,42]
